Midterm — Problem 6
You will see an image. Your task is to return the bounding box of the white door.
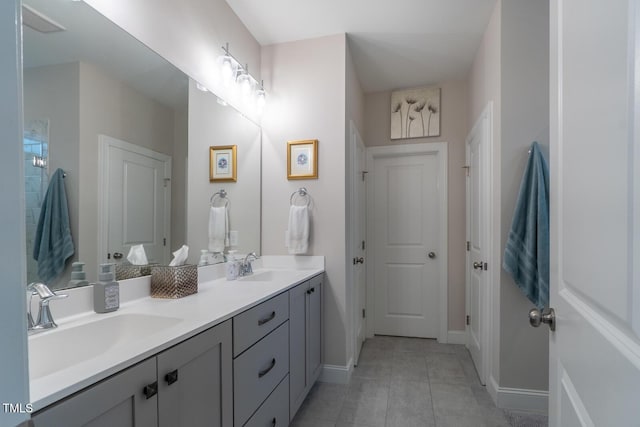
[548,1,640,425]
[465,103,493,386]
[369,143,448,341]
[350,122,367,364]
[99,135,171,265]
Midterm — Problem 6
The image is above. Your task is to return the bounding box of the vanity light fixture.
[219,43,237,84]
[195,82,209,92]
[218,43,266,109]
[33,155,47,169]
[256,81,266,111]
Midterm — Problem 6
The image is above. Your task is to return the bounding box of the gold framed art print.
[287,139,318,180]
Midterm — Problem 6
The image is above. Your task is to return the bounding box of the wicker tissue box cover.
[150,264,198,299]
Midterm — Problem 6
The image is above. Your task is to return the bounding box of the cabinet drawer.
[233,292,289,356]
[234,322,289,427]
[243,375,289,427]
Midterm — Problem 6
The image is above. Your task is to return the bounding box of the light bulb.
[256,89,266,111]
[237,72,252,97]
[221,56,234,83]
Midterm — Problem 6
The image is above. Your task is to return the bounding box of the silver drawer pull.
[258,358,276,378]
[258,311,276,326]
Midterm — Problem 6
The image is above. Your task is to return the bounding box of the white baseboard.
[319,360,353,384]
[447,330,467,345]
[488,375,548,414]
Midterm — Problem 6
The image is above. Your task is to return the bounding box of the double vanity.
[28,256,324,426]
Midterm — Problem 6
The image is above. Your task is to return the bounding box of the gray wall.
[499,0,549,391]
[468,0,503,384]
[186,80,262,263]
[261,35,349,367]
[84,0,261,122]
[78,61,177,281]
[0,1,30,424]
[468,0,550,392]
[23,61,181,285]
[23,63,80,289]
[364,80,469,331]
[172,108,189,251]
[345,40,365,361]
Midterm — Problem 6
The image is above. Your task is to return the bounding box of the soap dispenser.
[198,249,209,266]
[94,263,119,313]
[226,250,239,281]
[68,262,90,288]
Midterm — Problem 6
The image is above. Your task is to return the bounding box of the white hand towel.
[208,207,229,253]
[286,205,309,254]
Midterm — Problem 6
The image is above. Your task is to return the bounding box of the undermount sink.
[29,313,182,380]
[237,270,294,282]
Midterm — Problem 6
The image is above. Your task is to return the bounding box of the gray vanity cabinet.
[31,357,158,427]
[32,320,232,427]
[289,274,323,420]
[157,319,233,427]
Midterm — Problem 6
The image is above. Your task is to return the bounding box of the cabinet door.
[32,358,158,427]
[307,275,323,384]
[157,320,232,427]
[289,280,308,420]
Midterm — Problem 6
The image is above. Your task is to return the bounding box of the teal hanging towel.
[33,168,75,284]
[503,142,550,309]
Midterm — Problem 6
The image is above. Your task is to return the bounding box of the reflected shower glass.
[24,119,50,284]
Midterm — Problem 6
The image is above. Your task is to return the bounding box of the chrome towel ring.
[290,187,311,207]
[210,189,229,208]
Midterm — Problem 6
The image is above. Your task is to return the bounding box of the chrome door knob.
[113,252,123,260]
[473,261,484,270]
[428,252,436,259]
[353,257,364,265]
[528,308,556,331]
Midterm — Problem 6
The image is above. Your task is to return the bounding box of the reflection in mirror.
[22,0,188,290]
[23,0,262,290]
[187,82,262,265]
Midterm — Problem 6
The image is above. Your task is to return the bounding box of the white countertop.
[29,256,324,411]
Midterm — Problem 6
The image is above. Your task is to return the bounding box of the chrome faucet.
[239,252,259,277]
[27,282,68,333]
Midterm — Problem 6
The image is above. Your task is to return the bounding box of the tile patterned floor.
[291,336,548,427]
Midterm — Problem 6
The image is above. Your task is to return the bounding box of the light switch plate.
[229,230,239,246]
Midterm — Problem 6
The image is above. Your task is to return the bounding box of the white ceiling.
[225,0,497,93]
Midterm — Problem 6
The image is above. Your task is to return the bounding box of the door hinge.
[362,309,366,318]
[466,241,470,251]
[362,240,366,250]
[163,178,171,188]
[466,315,470,326]
[163,238,166,246]
[462,165,470,176]
[361,170,368,181]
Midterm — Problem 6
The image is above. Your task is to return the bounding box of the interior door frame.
[97,134,172,266]
[465,102,495,385]
[347,120,367,366]
[365,142,448,343]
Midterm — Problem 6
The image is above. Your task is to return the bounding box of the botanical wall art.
[287,139,318,180]
[391,86,440,139]
[209,145,237,182]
